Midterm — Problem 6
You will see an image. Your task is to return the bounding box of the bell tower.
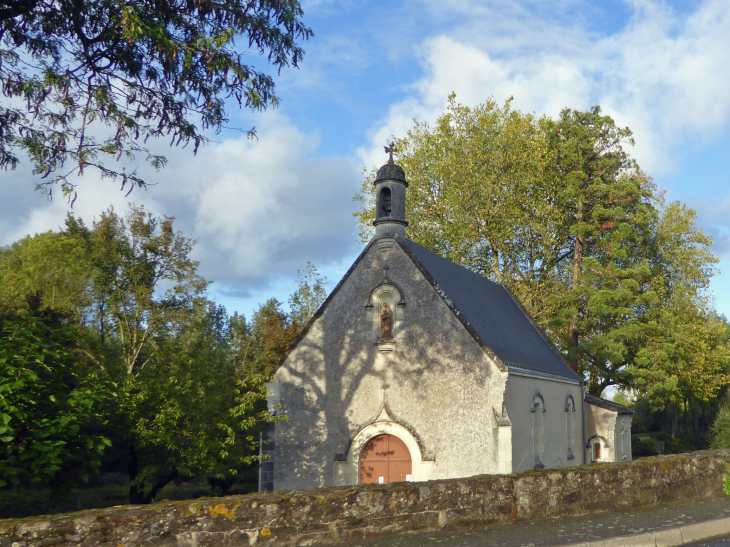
[373,143,408,237]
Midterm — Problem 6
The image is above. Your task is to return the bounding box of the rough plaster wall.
[505,374,584,473]
[585,403,620,462]
[274,236,507,490]
[614,415,633,463]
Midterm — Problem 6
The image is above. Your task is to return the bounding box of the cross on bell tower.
[373,143,408,237]
[384,142,396,163]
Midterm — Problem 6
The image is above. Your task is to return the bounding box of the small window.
[592,441,602,462]
[381,188,392,217]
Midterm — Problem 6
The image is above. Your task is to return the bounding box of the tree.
[710,393,730,449]
[545,107,652,371]
[0,0,313,196]
[248,298,298,378]
[0,205,282,503]
[0,316,111,488]
[289,261,327,329]
[67,205,208,375]
[0,231,91,320]
[355,96,727,402]
[124,300,276,503]
[619,204,727,407]
[63,206,260,503]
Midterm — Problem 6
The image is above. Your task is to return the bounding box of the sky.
[2,0,730,321]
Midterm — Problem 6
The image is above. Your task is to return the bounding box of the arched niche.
[565,394,576,460]
[564,394,575,412]
[365,282,406,350]
[530,391,546,413]
[531,392,546,468]
[333,420,434,486]
[587,434,608,463]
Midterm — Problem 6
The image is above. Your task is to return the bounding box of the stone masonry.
[0,449,728,547]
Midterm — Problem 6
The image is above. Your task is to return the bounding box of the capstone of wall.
[1,450,727,547]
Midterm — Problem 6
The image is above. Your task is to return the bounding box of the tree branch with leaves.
[0,0,312,197]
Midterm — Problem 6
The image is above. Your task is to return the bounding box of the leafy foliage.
[0,206,309,503]
[0,317,110,487]
[0,231,90,319]
[66,205,208,375]
[123,301,278,503]
[711,398,730,450]
[0,0,312,195]
[248,298,298,378]
[289,261,328,329]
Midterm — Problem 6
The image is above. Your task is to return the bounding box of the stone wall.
[1,450,728,547]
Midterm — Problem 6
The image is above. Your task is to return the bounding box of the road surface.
[356,496,730,547]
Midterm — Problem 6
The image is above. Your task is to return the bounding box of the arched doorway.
[360,434,412,484]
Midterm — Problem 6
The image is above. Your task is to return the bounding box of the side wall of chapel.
[273,236,508,491]
[505,373,585,473]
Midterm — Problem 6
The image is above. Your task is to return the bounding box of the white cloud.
[361,0,730,176]
[168,115,361,287]
[0,113,362,297]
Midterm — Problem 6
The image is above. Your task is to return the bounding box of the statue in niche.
[380,302,393,339]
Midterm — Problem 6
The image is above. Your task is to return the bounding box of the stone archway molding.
[333,419,435,486]
[587,434,611,462]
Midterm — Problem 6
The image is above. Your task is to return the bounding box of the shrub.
[710,404,730,449]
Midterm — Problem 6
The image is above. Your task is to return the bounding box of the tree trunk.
[670,404,678,438]
[128,444,144,504]
[127,444,179,504]
[568,199,584,372]
[142,471,179,504]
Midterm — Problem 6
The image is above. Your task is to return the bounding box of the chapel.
[260,153,632,492]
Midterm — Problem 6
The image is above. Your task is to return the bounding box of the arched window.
[592,441,602,462]
[380,187,392,217]
[531,392,545,468]
[565,395,575,460]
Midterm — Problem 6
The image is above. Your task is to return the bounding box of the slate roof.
[585,394,633,415]
[400,239,581,382]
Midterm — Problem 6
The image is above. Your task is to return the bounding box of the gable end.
[273,238,378,372]
[395,236,508,373]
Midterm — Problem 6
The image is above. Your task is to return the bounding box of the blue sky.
[1,0,729,322]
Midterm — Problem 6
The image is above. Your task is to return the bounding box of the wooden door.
[360,434,412,484]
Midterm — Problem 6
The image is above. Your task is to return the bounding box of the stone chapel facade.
[261,156,632,492]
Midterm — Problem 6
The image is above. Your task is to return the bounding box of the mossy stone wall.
[1,449,728,547]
